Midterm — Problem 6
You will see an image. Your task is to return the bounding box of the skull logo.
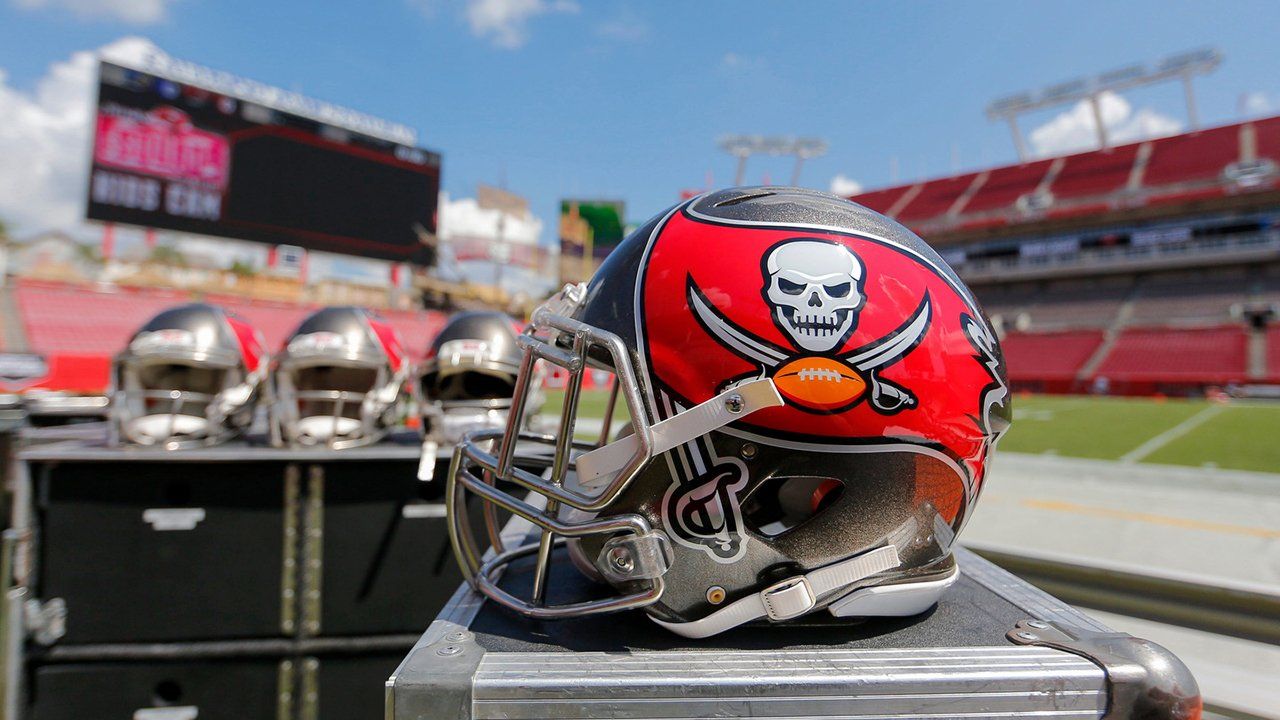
[762,239,865,353]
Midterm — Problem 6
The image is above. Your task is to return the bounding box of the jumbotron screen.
[86,62,441,263]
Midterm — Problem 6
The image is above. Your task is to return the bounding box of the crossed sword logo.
[688,282,933,414]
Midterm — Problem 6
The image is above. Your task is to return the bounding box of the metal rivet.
[725,394,745,413]
[437,645,463,656]
[740,442,757,460]
[445,631,471,643]
[1016,631,1038,641]
[1026,620,1048,629]
[706,586,726,605]
[607,547,634,574]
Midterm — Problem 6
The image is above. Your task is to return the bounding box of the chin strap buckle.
[761,576,816,621]
[650,544,903,639]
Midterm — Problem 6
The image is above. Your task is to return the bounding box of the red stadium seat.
[847,117,1271,231]
[1001,330,1104,381]
[1050,144,1139,202]
[962,160,1054,214]
[1093,325,1248,382]
[16,280,193,357]
[1143,124,1239,189]
[1254,116,1280,164]
[893,173,981,223]
[847,185,914,215]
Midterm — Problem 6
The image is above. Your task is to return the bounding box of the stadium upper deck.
[849,115,1280,245]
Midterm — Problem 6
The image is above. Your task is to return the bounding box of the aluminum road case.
[387,536,1200,720]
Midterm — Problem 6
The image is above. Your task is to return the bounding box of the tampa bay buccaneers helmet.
[419,311,543,445]
[273,306,412,449]
[111,303,268,449]
[448,187,1011,637]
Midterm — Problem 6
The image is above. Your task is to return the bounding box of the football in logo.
[772,356,866,411]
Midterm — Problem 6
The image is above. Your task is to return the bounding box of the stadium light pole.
[718,135,758,185]
[986,48,1221,161]
[718,135,830,187]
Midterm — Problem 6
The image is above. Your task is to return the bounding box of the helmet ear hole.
[741,476,845,538]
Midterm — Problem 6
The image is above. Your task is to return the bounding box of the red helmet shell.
[637,207,1008,507]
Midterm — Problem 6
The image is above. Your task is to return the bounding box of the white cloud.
[1028,91,1183,157]
[464,0,578,49]
[829,174,863,197]
[13,0,176,24]
[438,192,542,246]
[1242,91,1275,117]
[0,36,159,236]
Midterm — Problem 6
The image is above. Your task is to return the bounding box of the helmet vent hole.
[741,476,844,538]
[713,190,776,207]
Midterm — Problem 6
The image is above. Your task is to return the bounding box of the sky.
[2,0,1279,258]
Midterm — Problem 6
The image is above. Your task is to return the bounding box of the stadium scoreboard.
[86,61,440,263]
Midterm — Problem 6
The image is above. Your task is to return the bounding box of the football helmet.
[273,306,412,449]
[111,303,268,449]
[447,187,1011,637]
[419,311,543,446]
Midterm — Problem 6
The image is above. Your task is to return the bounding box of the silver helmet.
[273,306,412,449]
[419,311,543,445]
[111,303,269,449]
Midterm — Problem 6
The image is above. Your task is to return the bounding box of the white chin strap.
[651,544,903,639]
[128,414,208,443]
[296,415,361,441]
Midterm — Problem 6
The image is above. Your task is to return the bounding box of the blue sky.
[3,0,1279,239]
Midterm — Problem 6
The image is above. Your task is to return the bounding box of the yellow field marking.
[1021,498,1280,539]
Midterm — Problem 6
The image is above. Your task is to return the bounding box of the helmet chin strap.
[650,544,901,639]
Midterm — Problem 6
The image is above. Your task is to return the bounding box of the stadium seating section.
[1000,330,1104,381]
[962,160,1056,215]
[895,173,980,224]
[1093,326,1249,382]
[1269,327,1280,381]
[17,280,193,356]
[971,264,1278,390]
[851,116,1279,233]
[1050,144,1139,202]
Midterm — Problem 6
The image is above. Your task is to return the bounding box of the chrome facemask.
[112,350,253,450]
[422,342,545,446]
[447,284,783,619]
[274,336,406,450]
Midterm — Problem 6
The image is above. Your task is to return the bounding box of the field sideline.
[543,391,1280,474]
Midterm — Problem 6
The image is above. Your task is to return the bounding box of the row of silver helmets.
[109,304,537,450]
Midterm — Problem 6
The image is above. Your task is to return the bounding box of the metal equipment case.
[3,438,459,719]
[387,544,1199,719]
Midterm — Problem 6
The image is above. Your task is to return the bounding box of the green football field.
[544,390,1280,474]
[1001,395,1280,473]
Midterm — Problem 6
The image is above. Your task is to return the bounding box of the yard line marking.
[1021,498,1280,539]
[1118,404,1225,464]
